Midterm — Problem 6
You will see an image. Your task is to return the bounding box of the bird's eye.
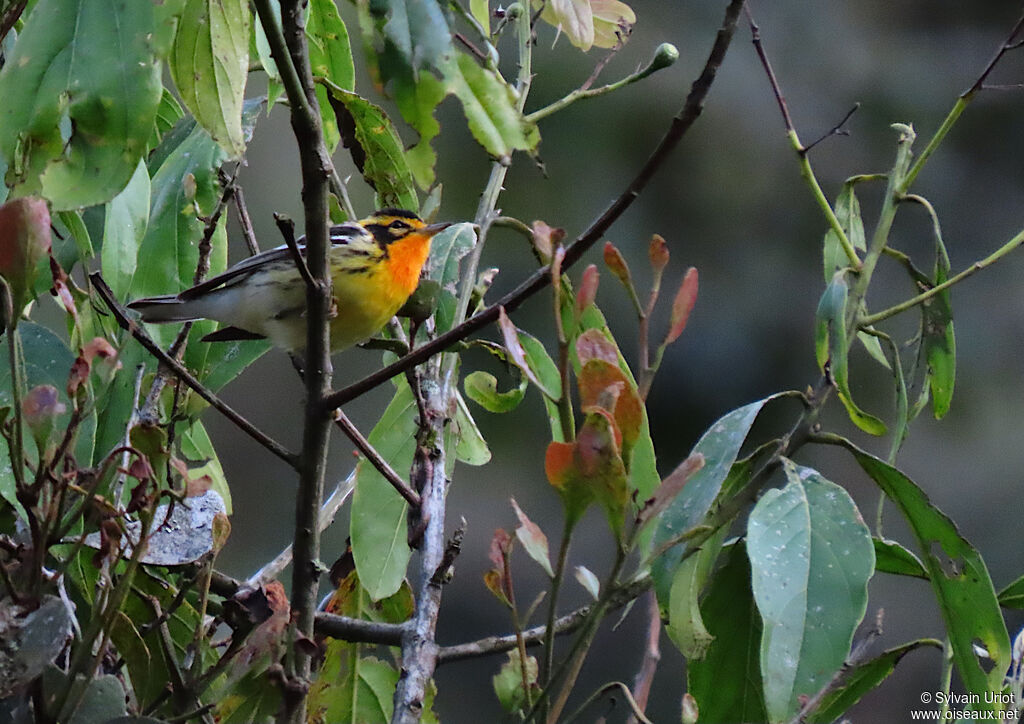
[388,219,411,231]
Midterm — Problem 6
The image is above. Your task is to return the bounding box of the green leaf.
[492,649,538,714]
[102,159,150,301]
[874,536,928,579]
[56,209,94,265]
[470,0,490,35]
[748,460,875,723]
[845,444,1011,702]
[0,323,76,511]
[453,391,491,465]
[808,639,942,724]
[650,394,784,606]
[687,542,767,723]
[998,574,1024,609]
[815,274,886,435]
[391,63,450,190]
[665,525,730,659]
[322,83,419,211]
[464,370,527,413]
[510,498,553,577]
[350,381,417,600]
[149,90,186,152]
[253,0,283,107]
[308,0,355,153]
[823,178,867,280]
[423,222,476,333]
[169,0,250,158]
[857,328,891,369]
[179,420,232,513]
[66,674,128,723]
[495,314,562,401]
[377,0,452,72]
[442,53,536,160]
[0,0,174,209]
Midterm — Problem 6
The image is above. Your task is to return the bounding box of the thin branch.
[274,213,316,291]
[746,6,860,270]
[245,475,355,587]
[625,592,661,724]
[436,574,653,664]
[333,410,420,507]
[231,181,261,256]
[802,102,860,153]
[91,274,296,466]
[321,0,746,412]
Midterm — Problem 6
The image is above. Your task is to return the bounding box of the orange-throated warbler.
[129,209,451,353]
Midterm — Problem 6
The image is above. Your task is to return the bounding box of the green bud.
[650,43,680,72]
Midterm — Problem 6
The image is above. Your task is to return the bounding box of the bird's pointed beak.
[422,221,453,237]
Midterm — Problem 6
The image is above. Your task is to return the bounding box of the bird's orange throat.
[385,233,433,294]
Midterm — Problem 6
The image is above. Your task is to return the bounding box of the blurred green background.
[207,1,1024,720]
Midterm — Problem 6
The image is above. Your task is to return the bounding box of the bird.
[128,209,451,353]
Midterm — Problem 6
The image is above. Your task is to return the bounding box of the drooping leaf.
[390,65,448,190]
[687,542,767,723]
[807,640,942,724]
[578,358,643,467]
[844,443,1011,702]
[453,390,491,465]
[574,565,600,600]
[0,0,178,209]
[747,460,874,723]
[376,0,452,72]
[102,159,150,301]
[814,273,886,435]
[665,524,730,659]
[323,82,419,210]
[497,310,562,401]
[170,0,250,158]
[591,0,636,49]
[350,381,418,600]
[823,177,867,280]
[650,394,785,605]
[492,649,538,714]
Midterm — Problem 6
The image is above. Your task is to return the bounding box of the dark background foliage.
[208,2,1024,719]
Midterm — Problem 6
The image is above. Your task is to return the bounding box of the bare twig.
[625,592,662,724]
[91,274,296,466]
[231,181,261,256]
[274,213,316,291]
[321,0,746,412]
[333,410,420,507]
[803,103,860,153]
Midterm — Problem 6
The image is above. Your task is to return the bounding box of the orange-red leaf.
[531,220,565,264]
[578,359,642,463]
[510,498,553,578]
[666,267,699,344]
[0,197,51,318]
[603,241,633,290]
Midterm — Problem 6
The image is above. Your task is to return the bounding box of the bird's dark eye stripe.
[329,224,366,243]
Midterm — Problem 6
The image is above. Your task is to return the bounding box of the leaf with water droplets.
[747,460,874,723]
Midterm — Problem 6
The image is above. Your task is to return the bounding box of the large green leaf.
[874,536,928,579]
[375,0,452,72]
[687,542,767,723]
[748,460,874,723]
[350,381,418,600]
[323,83,418,211]
[423,222,475,333]
[650,394,783,606]
[102,159,150,301]
[169,0,249,158]
[844,444,1010,703]
[0,0,180,209]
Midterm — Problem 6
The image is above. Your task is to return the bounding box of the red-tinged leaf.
[603,241,633,288]
[489,528,513,571]
[497,308,560,399]
[0,197,51,317]
[82,337,117,363]
[186,474,213,498]
[576,264,599,315]
[531,220,565,264]
[666,267,698,344]
[578,359,643,464]
[483,568,511,607]
[231,581,290,678]
[637,453,706,530]
[575,328,618,366]
[510,498,553,578]
[649,233,669,273]
[551,245,566,292]
[545,440,592,528]
[50,257,78,322]
[575,410,629,539]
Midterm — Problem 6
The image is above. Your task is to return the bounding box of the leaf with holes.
[845,444,1010,702]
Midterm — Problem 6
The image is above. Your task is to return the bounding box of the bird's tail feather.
[128,295,201,323]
